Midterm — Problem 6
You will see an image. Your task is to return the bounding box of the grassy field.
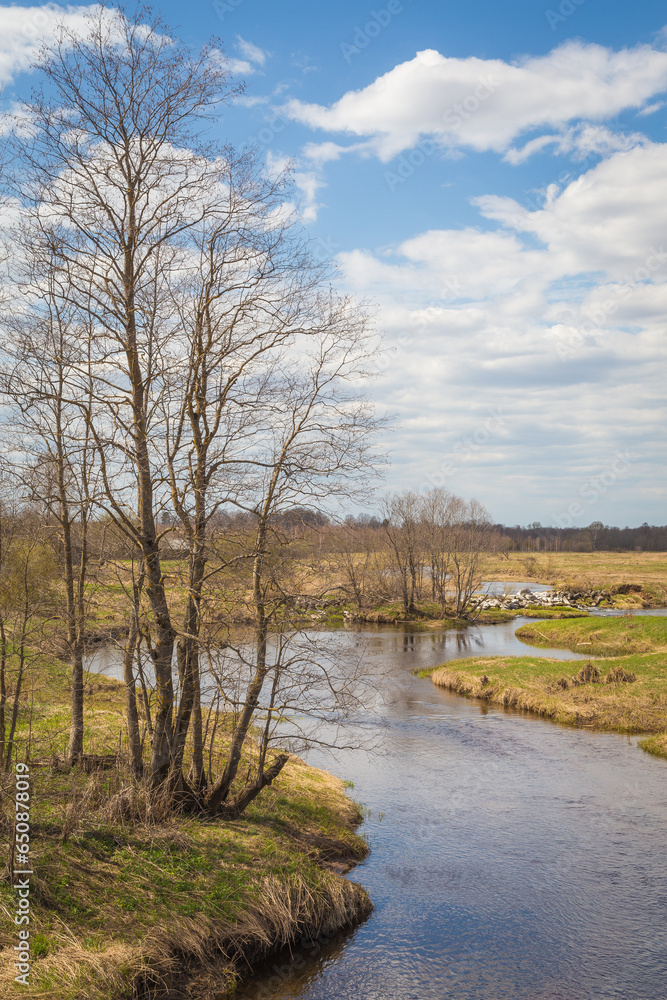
[0,657,370,1000]
[75,550,666,643]
[426,616,667,741]
[481,551,667,605]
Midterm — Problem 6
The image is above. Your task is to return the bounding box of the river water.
[85,611,667,998]
[231,619,667,1000]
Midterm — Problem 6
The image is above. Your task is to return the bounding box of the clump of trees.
[0,7,380,814]
[333,489,494,616]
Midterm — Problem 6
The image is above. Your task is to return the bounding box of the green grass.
[0,647,370,1000]
[515,615,667,657]
[426,617,667,738]
[514,606,590,619]
[639,733,667,760]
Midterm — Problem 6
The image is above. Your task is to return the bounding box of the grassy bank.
[426,616,667,737]
[0,657,371,1000]
[639,733,667,760]
[515,616,667,657]
[334,600,588,629]
[481,551,667,606]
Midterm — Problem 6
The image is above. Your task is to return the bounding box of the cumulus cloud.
[339,145,667,522]
[0,4,104,84]
[504,123,647,165]
[223,35,268,75]
[474,143,667,277]
[282,40,667,161]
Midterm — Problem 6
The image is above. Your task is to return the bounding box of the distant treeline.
[270,510,666,553]
[492,522,667,553]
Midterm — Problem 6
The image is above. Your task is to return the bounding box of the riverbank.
[480,550,667,606]
[334,601,588,627]
[0,657,371,1000]
[427,616,667,739]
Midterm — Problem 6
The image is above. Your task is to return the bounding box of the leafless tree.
[448,498,493,617]
[0,267,99,763]
[331,521,383,610]
[205,316,379,815]
[382,491,425,614]
[420,488,461,613]
[8,6,380,811]
[0,506,57,771]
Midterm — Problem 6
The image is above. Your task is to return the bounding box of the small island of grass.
[426,616,667,749]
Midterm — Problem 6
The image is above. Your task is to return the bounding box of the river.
[231,618,667,1000]
[86,610,667,998]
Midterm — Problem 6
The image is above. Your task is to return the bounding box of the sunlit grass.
[425,617,667,736]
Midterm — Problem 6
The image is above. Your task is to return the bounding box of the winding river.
[232,616,667,1000]
[86,600,667,999]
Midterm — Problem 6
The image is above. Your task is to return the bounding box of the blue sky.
[2,1,667,526]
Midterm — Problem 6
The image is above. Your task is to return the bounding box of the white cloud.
[301,140,368,167]
[504,123,647,165]
[637,100,666,116]
[0,4,104,84]
[293,169,324,223]
[224,57,255,76]
[282,40,667,161]
[337,144,667,522]
[234,94,269,108]
[235,35,267,67]
[474,143,667,278]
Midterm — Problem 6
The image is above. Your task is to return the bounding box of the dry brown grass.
[0,871,369,1000]
[481,550,667,601]
[0,738,370,1000]
[430,649,667,733]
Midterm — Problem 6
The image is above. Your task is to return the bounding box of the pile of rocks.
[472,587,603,611]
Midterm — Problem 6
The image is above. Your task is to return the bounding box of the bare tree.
[12,6,241,789]
[9,6,380,811]
[0,276,98,763]
[382,491,425,615]
[331,521,382,611]
[0,508,57,771]
[448,498,493,617]
[205,316,379,815]
[420,488,461,614]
